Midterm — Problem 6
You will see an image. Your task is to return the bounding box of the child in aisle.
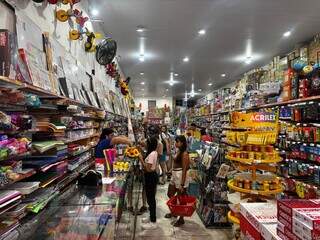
[165,135,190,227]
[138,136,159,230]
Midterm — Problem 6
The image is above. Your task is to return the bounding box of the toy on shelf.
[124,147,140,158]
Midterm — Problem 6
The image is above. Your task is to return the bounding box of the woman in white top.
[138,136,159,230]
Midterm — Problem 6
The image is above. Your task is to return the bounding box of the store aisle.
[135,184,232,240]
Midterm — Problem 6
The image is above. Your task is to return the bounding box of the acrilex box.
[292,217,320,240]
[277,222,301,240]
[278,199,320,218]
[240,203,277,240]
[278,208,292,230]
[293,208,320,232]
[261,223,281,240]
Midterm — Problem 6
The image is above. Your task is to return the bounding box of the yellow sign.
[230,110,279,129]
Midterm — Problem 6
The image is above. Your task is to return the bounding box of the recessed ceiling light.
[208,83,213,86]
[283,31,291,37]
[136,26,146,33]
[245,56,252,64]
[139,54,145,62]
[141,82,145,85]
[140,72,144,76]
[198,88,202,92]
[198,29,206,35]
[174,73,179,77]
[221,73,226,77]
[142,88,145,91]
[183,57,189,62]
[91,9,99,16]
[166,89,169,91]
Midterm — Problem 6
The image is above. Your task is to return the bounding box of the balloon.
[303,65,314,75]
[293,60,307,72]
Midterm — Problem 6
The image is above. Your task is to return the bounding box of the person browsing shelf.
[165,135,190,227]
[138,136,159,230]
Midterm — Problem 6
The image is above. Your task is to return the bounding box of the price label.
[251,190,259,195]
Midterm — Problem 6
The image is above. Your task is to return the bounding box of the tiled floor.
[135,185,233,240]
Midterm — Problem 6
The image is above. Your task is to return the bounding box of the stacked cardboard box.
[240,202,279,240]
[277,199,320,240]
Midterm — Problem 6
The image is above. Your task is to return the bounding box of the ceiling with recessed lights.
[91,0,320,99]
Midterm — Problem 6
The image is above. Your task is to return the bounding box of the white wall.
[135,97,173,113]
[5,0,122,95]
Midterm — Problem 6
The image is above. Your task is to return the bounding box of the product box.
[293,208,320,232]
[0,29,17,78]
[292,217,320,240]
[261,223,281,240]
[240,203,277,240]
[278,199,320,217]
[277,199,320,231]
[277,221,301,240]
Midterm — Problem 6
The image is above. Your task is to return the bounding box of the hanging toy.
[302,65,314,75]
[293,60,307,72]
[84,31,103,52]
[56,5,88,24]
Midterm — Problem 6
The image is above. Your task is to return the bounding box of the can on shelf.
[244,180,251,189]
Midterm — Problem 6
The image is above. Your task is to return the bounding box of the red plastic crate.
[166,195,197,217]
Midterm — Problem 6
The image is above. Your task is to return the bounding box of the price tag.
[251,190,259,195]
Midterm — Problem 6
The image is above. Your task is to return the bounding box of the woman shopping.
[138,136,159,230]
[165,135,190,227]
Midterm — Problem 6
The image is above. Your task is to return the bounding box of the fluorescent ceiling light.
[91,9,99,16]
[198,29,206,35]
[140,72,144,76]
[283,31,291,37]
[245,56,252,64]
[208,83,213,86]
[174,73,179,77]
[139,55,145,62]
[198,89,202,92]
[141,82,145,85]
[142,89,145,91]
[183,57,189,62]
[221,73,226,77]
[166,89,169,91]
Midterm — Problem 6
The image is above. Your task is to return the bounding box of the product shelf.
[227,211,240,225]
[63,134,99,144]
[227,179,282,196]
[226,155,282,165]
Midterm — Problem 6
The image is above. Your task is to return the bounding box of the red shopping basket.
[166,195,197,217]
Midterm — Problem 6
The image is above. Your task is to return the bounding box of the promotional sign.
[230,110,279,129]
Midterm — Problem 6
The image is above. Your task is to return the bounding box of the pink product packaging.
[278,208,292,229]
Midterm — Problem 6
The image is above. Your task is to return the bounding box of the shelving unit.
[0,74,130,238]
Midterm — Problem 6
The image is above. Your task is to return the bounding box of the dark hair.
[147,125,160,137]
[175,135,187,163]
[146,136,158,156]
[161,125,167,131]
[200,128,206,136]
[190,123,197,127]
[99,128,114,141]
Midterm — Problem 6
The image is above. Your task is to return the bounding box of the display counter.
[14,170,141,240]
